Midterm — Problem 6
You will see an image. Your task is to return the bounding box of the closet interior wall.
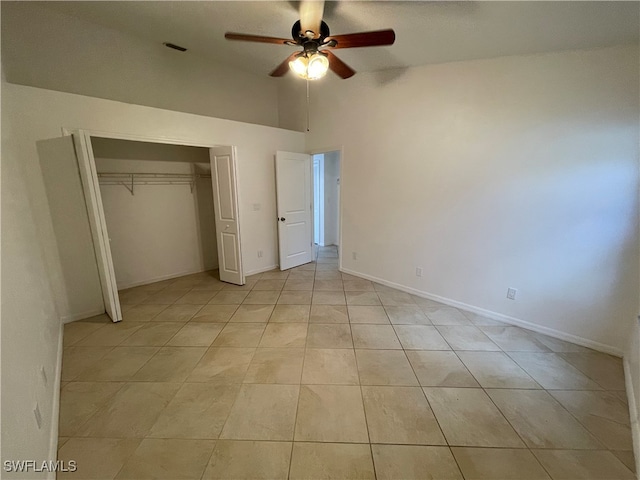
[92,137,217,290]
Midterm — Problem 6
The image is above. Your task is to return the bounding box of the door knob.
[280,217,286,222]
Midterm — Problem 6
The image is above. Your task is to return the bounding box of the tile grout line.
[395,314,552,478]
[59,381,128,440]
[125,271,249,479]
[477,385,557,477]
[346,294,380,478]
[199,270,267,479]
[286,260,312,480]
[347,290,378,480]
[402,336,458,473]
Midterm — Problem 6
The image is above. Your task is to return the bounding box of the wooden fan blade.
[325,51,355,79]
[299,0,324,37]
[270,52,300,77]
[325,29,395,49]
[225,33,292,45]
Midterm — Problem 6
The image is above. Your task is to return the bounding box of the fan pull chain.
[306,79,310,132]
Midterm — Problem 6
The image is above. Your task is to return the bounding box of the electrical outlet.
[33,403,42,430]
[40,366,47,387]
[507,288,517,300]
[352,252,357,260]
[257,250,263,258]
[416,267,423,277]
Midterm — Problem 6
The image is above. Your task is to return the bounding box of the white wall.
[278,75,308,132]
[1,81,304,472]
[1,89,62,479]
[323,151,341,246]
[303,45,639,355]
[95,151,218,290]
[1,2,280,128]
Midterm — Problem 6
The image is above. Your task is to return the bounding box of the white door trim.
[313,159,320,246]
[313,154,325,246]
[62,127,222,149]
[308,146,343,266]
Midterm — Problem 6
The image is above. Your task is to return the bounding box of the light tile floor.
[58,246,636,479]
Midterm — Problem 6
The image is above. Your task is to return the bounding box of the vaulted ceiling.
[39,1,639,77]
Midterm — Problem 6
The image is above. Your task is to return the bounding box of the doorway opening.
[312,150,341,255]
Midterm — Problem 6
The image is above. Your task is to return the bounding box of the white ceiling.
[40,1,639,76]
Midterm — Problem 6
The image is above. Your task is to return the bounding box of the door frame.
[64,127,244,321]
[309,146,344,267]
[312,154,324,246]
[313,159,319,245]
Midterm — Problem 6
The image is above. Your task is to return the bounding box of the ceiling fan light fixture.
[289,55,309,77]
[289,52,328,80]
[307,53,329,79]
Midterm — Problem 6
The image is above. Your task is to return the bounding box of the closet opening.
[91,137,218,292]
[37,130,244,323]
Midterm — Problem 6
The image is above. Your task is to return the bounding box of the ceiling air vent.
[163,42,187,52]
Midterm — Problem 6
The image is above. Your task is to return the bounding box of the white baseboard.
[48,322,64,478]
[340,267,624,358]
[245,265,279,276]
[623,357,640,477]
[117,266,218,290]
[61,308,105,324]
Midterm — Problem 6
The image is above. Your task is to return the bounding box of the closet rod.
[97,172,211,195]
[97,172,211,179]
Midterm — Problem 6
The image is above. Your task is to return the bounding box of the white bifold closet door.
[275,151,313,270]
[37,134,122,322]
[210,146,245,285]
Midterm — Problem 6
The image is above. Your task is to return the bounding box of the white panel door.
[276,151,313,270]
[210,146,244,285]
[39,134,122,322]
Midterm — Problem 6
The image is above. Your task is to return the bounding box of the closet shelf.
[97,172,211,195]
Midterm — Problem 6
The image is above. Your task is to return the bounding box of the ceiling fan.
[224,1,395,80]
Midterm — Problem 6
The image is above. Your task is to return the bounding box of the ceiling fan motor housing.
[292,20,331,47]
